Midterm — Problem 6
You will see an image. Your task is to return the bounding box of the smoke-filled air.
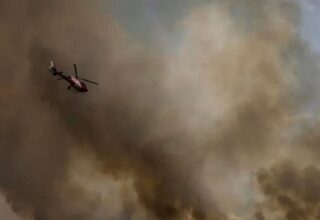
[1,0,320,219]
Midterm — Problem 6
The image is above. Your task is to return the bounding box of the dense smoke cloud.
[257,162,320,220]
[0,0,319,220]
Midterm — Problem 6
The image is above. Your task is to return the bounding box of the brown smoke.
[257,162,320,220]
[0,0,318,220]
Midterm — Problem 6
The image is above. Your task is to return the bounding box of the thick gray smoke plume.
[0,0,319,220]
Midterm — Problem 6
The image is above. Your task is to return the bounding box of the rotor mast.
[73,64,78,78]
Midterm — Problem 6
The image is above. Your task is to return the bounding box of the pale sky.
[108,0,320,52]
[300,0,320,51]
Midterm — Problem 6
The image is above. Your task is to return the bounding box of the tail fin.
[48,60,58,75]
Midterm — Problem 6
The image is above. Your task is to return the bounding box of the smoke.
[257,161,320,220]
[0,0,319,220]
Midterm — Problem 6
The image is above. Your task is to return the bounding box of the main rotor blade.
[79,77,99,85]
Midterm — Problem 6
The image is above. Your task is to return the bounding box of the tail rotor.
[48,60,58,75]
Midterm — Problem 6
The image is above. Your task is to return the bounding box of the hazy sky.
[300,0,320,51]
[108,0,320,52]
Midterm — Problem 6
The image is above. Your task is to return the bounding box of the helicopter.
[48,61,98,92]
